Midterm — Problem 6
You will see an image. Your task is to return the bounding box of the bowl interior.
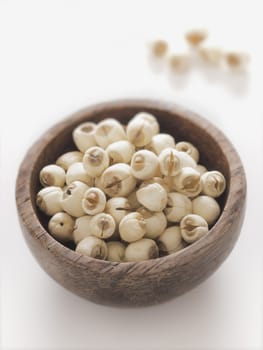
[30,104,230,251]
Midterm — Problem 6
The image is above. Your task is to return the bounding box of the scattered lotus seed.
[150,40,168,58]
[169,54,190,73]
[225,52,250,70]
[185,29,208,46]
[199,47,223,65]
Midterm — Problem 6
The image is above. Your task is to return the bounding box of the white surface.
[1,1,263,349]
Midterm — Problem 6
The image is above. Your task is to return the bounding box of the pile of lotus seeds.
[36,112,226,262]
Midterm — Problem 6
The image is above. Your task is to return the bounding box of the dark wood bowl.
[16,99,246,306]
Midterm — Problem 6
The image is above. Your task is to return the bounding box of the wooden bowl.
[16,100,246,306]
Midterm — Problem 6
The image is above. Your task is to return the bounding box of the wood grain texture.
[15,99,246,306]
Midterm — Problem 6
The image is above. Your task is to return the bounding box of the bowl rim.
[16,99,247,272]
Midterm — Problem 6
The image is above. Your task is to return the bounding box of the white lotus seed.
[132,112,160,134]
[72,122,97,152]
[159,148,182,176]
[66,162,94,186]
[169,54,190,73]
[225,52,250,70]
[82,187,106,215]
[137,207,167,240]
[106,140,135,164]
[127,112,159,147]
[199,47,223,65]
[73,215,92,244]
[136,183,168,212]
[131,150,159,180]
[60,181,90,217]
[177,151,197,168]
[39,164,66,187]
[201,170,226,198]
[119,212,146,243]
[83,146,109,177]
[146,133,176,155]
[106,241,126,262]
[89,213,116,239]
[105,197,132,224]
[162,176,175,192]
[56,151,83,171]
[94,176,103,190]
[75,236,107,259]
[124,238,159,262]
[94,118,126,149]
[175,141,199,163]
[192,195,221,225]
[195,164,207,175]
[185,29,208,46]
[127,191,141,210]
[139,177,170,193]
[180,214,208,243]
[158,226,184,254]
[164,192,192,223]
[101,163,136,197]
[150,40,168,58]
[173,167,202,197]
[36,186,63,216]
[48,212,75,242]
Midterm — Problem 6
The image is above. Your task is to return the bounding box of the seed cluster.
[36,113,226,262]
[150,29,250,73]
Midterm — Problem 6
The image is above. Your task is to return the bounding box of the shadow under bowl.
[16,99,246,307]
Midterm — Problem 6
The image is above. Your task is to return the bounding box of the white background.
[1,0,263,349]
